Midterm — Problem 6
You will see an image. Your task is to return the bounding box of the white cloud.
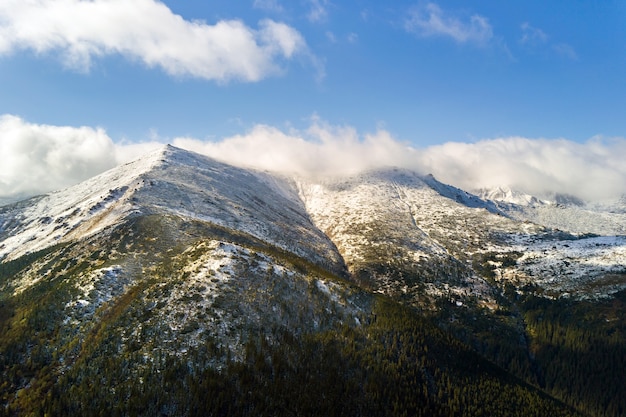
[519,23,578,61]
[175,121,626,202]
[405,3,493,45]
[416,137,626,201]
[307,0,330,23]
[0,0,313,82]
[0,115,161,203]
[519,22,548,45]
[2,116,625,205]
[174,120,412,178]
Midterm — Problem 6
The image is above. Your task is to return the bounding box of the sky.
[1,0,626,203]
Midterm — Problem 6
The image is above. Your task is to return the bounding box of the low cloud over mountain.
[2,114,625,204]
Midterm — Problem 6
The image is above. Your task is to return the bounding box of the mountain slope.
[0,145,345,274]
[297,167,626,301]
[0,148,161,261]
[0,145,624,416]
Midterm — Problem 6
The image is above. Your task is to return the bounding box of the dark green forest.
[0,292,584,417]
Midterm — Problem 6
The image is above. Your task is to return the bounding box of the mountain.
[476,186,626,236]
[1,145,624,416]
[0,145,343,271]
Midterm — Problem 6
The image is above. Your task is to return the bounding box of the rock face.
[0,145,624,416]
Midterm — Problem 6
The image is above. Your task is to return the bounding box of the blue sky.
[2,0,625,144]
[1,0,626,203]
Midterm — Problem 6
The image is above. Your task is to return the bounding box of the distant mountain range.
[1,145,624,416]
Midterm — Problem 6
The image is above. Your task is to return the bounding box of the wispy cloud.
[2,116,625,204]
[0,0,315,82]
[405,3,493,45]
[307,0,330,23]
[519,22,578,61]
[325,31,358,44]
[552,43,578,60]
[519,22,548,45]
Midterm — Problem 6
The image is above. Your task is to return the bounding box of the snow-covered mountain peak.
[473,184,626,236]
[476,186,544,207]
[158,143,214,166]
[0,145,345,273]
[0,146,168,260]
[297,168,519,282]
[2,145,625,299]
[0,145,214,260]
[302,167,499,214]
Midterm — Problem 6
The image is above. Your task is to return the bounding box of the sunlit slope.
[299,168,626,301]
[0,145,345,275]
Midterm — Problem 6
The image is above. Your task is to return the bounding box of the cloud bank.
[1,115,625,204]
[174,122,413,178]
[0,0,311,82]
[0,115,161,204]
[175,122,626,202]
[418,138,626,201]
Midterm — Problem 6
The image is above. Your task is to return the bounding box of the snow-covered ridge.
[0,146,167,260]
[297,167,626,299]
[0,145,344,272]
[476,186,544,207]
[476,185,626,236]
[2,145,625,299]
[422,174,501,214]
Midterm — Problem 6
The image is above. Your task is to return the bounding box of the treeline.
[0,244,65,282]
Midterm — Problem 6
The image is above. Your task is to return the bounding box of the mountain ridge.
[0,144,625,416]
[1,145,345,274]
[3,145,626,298]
